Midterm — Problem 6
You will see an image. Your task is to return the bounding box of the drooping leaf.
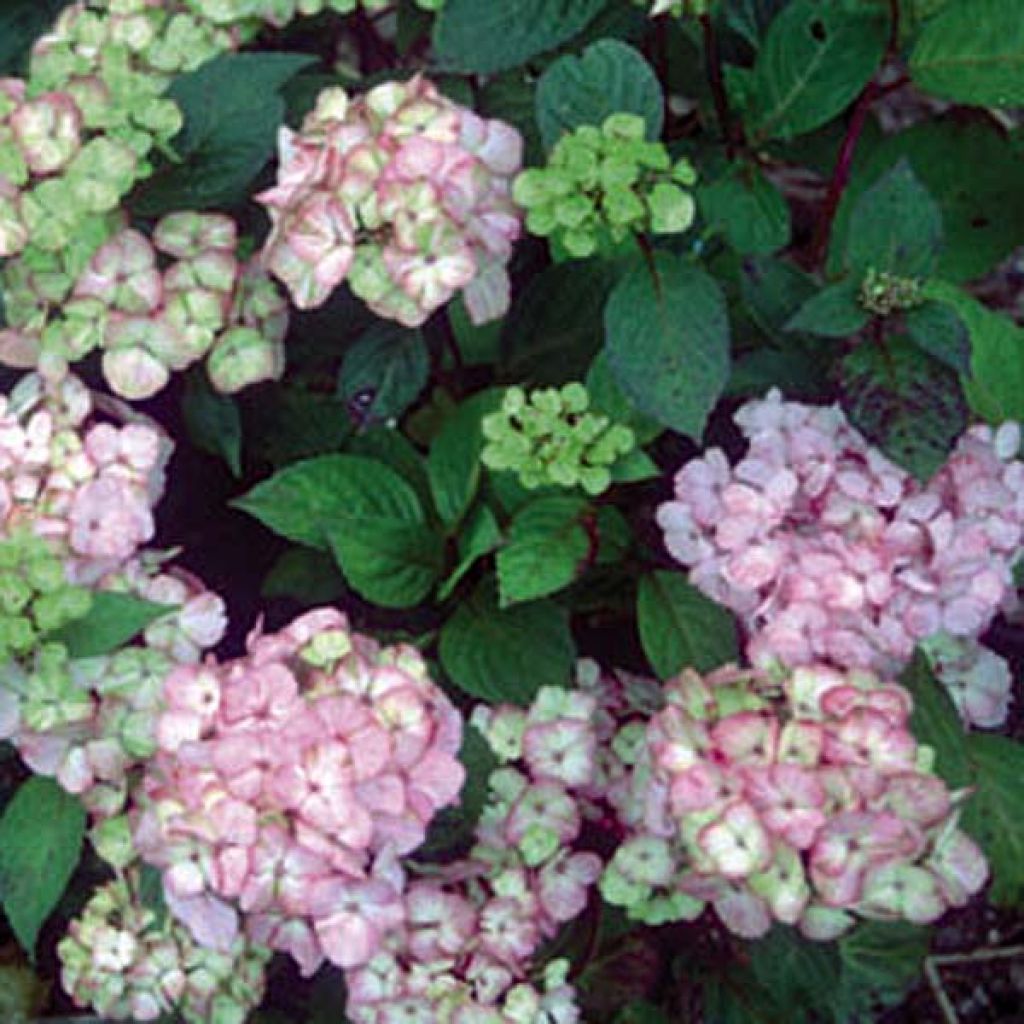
[841,161,944,278]
[336,323,429,424]
[439,576,575,703]
[910,0,1024,108]
[637,571,739,677]
[535,40,664,150]
[433,0,607,74]
[0,778,85,955]
[840,336,967,482]
[698,164,791,255]
[50,592,174,659]
[182,371,243,477]
[132,52,315,214]
[604,253,730,440]
[496,496,592,606]
[747,0,888,141]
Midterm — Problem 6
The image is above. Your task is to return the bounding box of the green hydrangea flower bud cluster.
[481,383,635,495]
[859,267,925,316]
[58,872,270,1024]
[0,531,91,664]
[643,0,713,15]
[512,113,697,258]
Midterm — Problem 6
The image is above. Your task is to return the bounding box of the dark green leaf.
[449,297,503,367]
[50,592,174,659]
[785,278,869,337]
[536,40,663,150]
[182,371,242,477]
[837,921,930,1015]
[604,253,730,440]
[842,161,944,278]
[586,352,663,445]
[336,324,429,424]
[438,504,503,600]
[904,300,971,375]
[496,496,591,606]
[899,651,972,788]
[244,387,353,468]
[740,256,819,341]
[698,164,791,255]
[479,71,543,165]
[0,778,85,954]
[428,390,503,529]
[748,0,888,141]
[614,1002,671,1024]
[910,0,1024,108]
[345,427,434,511]
[261,548,346,605]
[841,337,967,482]
[961,733,1024,906]
[133,53,315,214]
[439,576,575,703]
[748,926,841,1020]
[433,0,607,74]
[637,571,739,677]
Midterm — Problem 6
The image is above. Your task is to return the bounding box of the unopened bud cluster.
[602,663,986,939]
[657,389,1024,724]
[860,268,925,316]
[513,113,697,258]
[258,76,523,326]
[59,872,269,1024]
[481,383,635,495]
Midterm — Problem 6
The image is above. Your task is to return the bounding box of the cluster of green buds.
[481,383,635,495]
[0,531,91,664]
[512,113,697,258]
[58,872,270,1024]
[859,267,925,316]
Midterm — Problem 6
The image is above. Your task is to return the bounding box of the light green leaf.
[496,496,591,607]
[637,571,739,677]
[0,778,85,955]
[433,0,606,74]
[336,323,429,424]
[439,576,575,704]
[50,592,174,659]
[604,253,730,440]
[910,0,1024,108]
[748,0,888,141]
[536,40,664,150]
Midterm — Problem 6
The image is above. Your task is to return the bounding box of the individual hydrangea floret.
[481,383,635,495]
[258,76,523,327]
[512,113,697,258]
[860,268,925,317]
[132,608,465,977]
[921,633,1012,729]
[601,663,987,940]
[58,872,270,1024]
[656,390,1024,723]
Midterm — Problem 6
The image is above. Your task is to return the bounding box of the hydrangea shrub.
[1,1,1024,1023]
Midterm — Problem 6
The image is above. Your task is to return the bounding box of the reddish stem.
[700,13,737,158]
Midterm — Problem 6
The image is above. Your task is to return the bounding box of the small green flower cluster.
[643,0,712,15]
[859,267,925,316]
[512,113,697,258]
[481,383,635,495]
[0,531,91,664]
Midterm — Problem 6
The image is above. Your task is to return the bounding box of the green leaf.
[235,454,419,550]
[0,778,85,954]
[637,571,739,677]
[428,390,503,529]
[346,427,434,512]
[610,448,659,484]
[439,576,575,703]
[748,926,841,1020]
[133,53,315,215]
[698,164,791,255]
[438,504,503,601]
[586,352,663,445]
[961,733,1024,906]
[924,280,1024,423]
[740,256,819,342]
[502,260,620,385]
[182,371,242,477]
[785,278,869,337]
[614,1003,670,1024]
[899,651,972,788]
[904,300,971,375]
[837,921,930,1014]
[336,323,429,424]
[433,0,607,74]
[604,253,730,440]
[842,161,944,278]
[841,337,967,482]
[50,592,174,658]
[748,0,888,141]
[910,0,1024,108]
[448,296,503,367]
[535,40,663,150]
[261,548,346,605]
[0,0,69,75]
[496,496,591,607]
[243,387,353,468]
